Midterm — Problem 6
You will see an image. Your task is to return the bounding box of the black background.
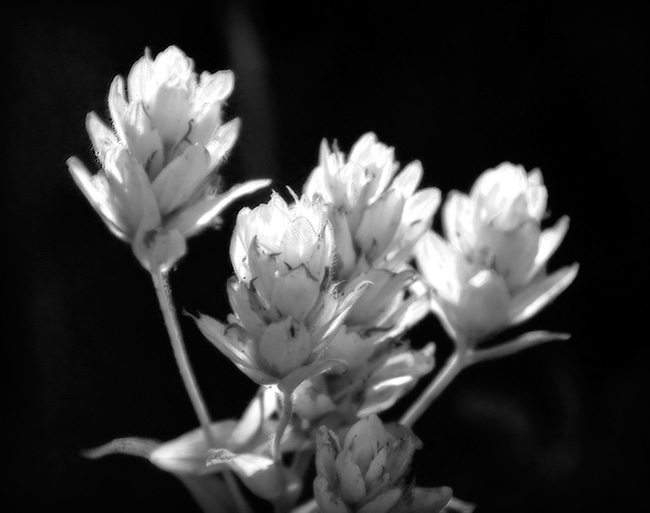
[6,1,648,512]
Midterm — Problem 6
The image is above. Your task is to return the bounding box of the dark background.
[6,1,648,512]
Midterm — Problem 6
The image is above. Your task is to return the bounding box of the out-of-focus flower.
[415,162,578,345]
[195,192,369,393]
[313,414,452,513]
[67,45,270,271]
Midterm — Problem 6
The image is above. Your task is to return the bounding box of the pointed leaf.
[469,330,571,365]
[83,437,159,461]
[206,448,299,501]
[166,178,272,237]
[510,263,579,325]
[177,474,236,513]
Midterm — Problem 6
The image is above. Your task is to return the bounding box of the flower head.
[303,133,439,340]
[314,414,452,513]
[304,133,440,282]
[294,134,439,424]
[195,191,369,392]
[67,45,270,271]
[416,162,578,345]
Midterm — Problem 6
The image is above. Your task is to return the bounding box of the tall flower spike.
[415,162,579,346]
[194,191,370,393]
[67,45,270,271]
[313,414,452,513]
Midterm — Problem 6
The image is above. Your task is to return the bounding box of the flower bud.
[67,45,270,271]
[314,414,451,513]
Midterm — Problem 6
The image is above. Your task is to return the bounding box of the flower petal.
[442,191,475,254]
[527,215,570,280]
[67,157,128,239]
[193,314,258,371]
[167,178,271,238]
[390,160,423,197]
[509,263,579,326]
[86,112,120,164]
[314,474,349,513]
[358,488,402,513]
[206,117,241,170]
[151,143,212,216]
[271,266,321,321]
[414,230,462,302]
[404,486,454,513]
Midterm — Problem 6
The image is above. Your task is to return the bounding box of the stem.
[273,389,294,513]
[151,267,215,444]
[273,389,293,464]
[399,349,467,428]
[151,268,252,513]
[223,470,253,513]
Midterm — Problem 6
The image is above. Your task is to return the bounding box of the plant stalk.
[151,267,251,513]
[399,349,466,428]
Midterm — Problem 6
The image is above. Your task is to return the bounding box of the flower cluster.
[314,415,451,513]
[195,191,369,394]
[67,46,269,271]
[69,45,578,513]
[292,134,440,430]
[414,162,578,347]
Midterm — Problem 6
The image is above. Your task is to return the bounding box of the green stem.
[399,349,467,428]
[151,267,251,513]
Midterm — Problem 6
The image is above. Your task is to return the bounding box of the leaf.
[177,474,237,513]
[469,330,571,365]
[82,437,160,460]
[149,421,238,474]
[207,448,300,502]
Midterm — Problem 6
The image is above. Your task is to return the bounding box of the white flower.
[195,192,369,392]
[304,133,441,281]
[415,162,579,344]
[313,414,452,513]
[303,132,438,357]
[67,45,269,271]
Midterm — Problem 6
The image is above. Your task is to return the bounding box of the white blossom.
[67,45,269,271]
[415,162,578,344]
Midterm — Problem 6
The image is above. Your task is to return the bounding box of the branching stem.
[399,349,467,428]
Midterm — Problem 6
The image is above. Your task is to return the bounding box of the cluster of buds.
[195,191,369,393]
[415,162,578,347]
[314,414,452,513]
[67,45,269,271]
[292,134,441,428]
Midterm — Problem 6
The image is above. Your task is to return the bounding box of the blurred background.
[6,1,647,512]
